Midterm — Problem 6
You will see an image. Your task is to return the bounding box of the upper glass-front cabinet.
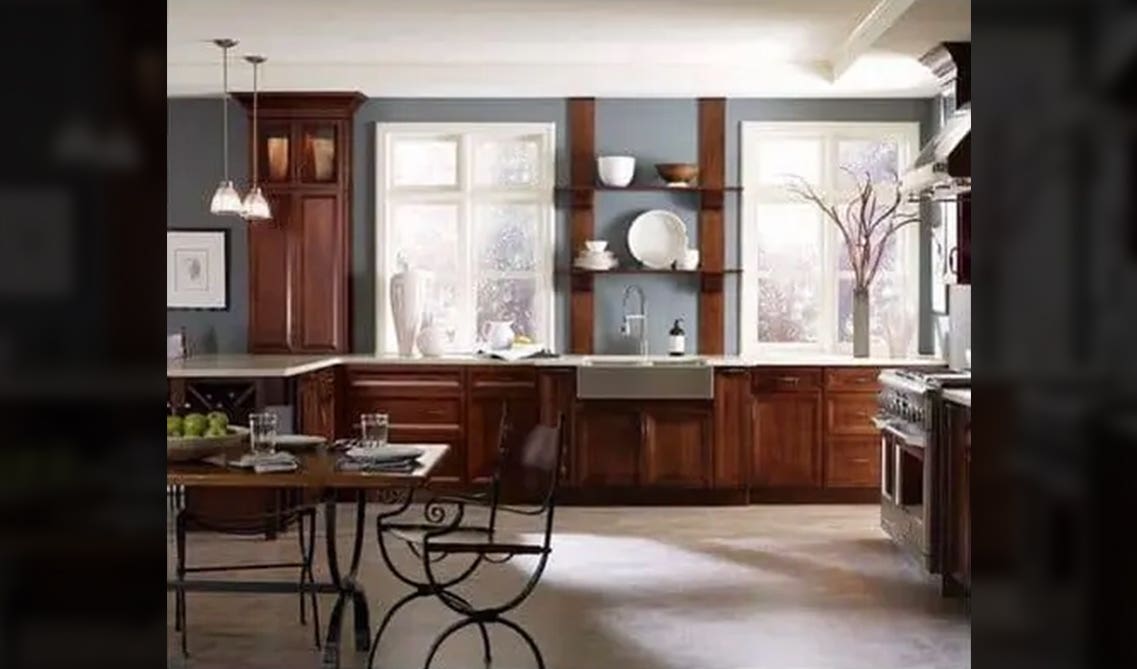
[254,120,344,186]
[258,121,292,184]
[300,124,338,183]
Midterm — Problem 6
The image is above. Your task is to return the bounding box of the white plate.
[627,210,688,269]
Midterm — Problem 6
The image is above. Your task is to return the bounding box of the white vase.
[389,265,430,356]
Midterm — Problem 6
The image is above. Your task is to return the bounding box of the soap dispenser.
[668,318,686,356]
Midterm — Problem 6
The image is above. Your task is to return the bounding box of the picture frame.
[166,229,230,310]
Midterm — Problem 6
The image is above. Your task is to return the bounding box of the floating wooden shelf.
[555,185,742,193]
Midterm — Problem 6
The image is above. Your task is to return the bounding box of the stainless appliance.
[876,368,971,571]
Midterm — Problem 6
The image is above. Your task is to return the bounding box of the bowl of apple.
[167,411,249,462]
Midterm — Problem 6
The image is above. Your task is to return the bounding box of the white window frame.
[740,121,921,356]
[374,122,556,354]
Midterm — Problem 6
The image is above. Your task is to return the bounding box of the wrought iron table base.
[168,489,380,669]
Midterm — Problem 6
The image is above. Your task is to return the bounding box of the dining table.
[167,442,450,669]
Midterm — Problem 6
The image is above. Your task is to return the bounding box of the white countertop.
[168,352,945,378]
[942,389,972,407]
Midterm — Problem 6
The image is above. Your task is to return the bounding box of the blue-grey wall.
[168,96,936,355]
[166,98,248,354]
[594,99,700,354]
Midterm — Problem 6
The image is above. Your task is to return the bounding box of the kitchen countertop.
[942,389,972,407]
[168,352,946,378]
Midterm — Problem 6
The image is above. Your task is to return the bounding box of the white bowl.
[677,249,700,270]
[597,156,636,187]
[584,240,608,253]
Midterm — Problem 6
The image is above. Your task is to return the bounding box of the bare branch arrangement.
[784,169,921,292]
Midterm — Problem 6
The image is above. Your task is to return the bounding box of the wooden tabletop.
[167,443,450,489]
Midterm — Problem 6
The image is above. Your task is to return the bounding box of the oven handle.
[873,416,927,449]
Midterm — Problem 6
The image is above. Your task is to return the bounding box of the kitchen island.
[168,353,944,506]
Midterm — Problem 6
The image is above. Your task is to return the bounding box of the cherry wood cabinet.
[346,367,465,483]
[237,93,363,353]
[825,436,880,487]
[751,392,823,487]
[574,404,643,487]
[713,368,751,489]
[297,367,340,442]
[466,368,539,488]
[573,401,713,490]
[942,399,971,596]
[642,407,713,488]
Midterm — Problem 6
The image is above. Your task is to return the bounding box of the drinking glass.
[248,412,278,455]
[360,413,389,448]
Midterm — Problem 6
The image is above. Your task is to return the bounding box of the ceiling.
[167,0,970,97]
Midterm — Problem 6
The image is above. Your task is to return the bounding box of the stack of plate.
[574,240,617,271]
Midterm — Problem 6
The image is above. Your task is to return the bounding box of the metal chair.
[172,504,321,656]
[369,411,564,669]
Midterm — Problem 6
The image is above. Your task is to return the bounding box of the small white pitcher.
[481,320,515,350]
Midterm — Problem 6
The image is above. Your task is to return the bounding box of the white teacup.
[584,240,608,254]
[677,249,700,270]
[597,156,635,187]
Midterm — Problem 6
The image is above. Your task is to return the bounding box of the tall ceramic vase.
[852,286,870,358]
[389,260,429,356]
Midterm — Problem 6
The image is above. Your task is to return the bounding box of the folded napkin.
[344,445,424,462]
[228,451,300,474]
[337,458,419,473]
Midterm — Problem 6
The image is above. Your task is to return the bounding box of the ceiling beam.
[830,0,918,80]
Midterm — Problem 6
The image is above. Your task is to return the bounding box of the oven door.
[873,416,927,503]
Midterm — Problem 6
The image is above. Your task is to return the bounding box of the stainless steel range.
[875,368,971,571]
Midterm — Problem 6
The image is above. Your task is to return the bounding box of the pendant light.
[209,38,243,216]
[241,54,272,221]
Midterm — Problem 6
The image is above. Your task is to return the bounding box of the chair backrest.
[512,415,564,547]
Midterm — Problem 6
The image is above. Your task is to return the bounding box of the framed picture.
[166,229,229,309]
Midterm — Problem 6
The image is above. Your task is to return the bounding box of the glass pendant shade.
[241,186,272,220]
[210,179,244,215]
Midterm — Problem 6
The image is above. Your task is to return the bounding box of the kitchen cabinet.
[297,367,340,442]
[574,404,642,487]
[642,407,713,488]
[751,392,822,487]
[238,93,364,353]
[713,368,751,489]
[574,401,713,490]
[466,368,539,497]
[825,436,880,487]
[942,399,971,596]
[537,368,575,483]
[346,367,465,484]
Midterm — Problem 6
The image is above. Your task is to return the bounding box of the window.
[375,123,556,353]
[740,122,920,356]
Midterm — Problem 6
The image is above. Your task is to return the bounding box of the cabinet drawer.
[348,397,462,432]
[825,393,880,435]
[825,437,880,487]
[752,368,822,393]
[824,368,881,391]
[468,367,537,398]
[347,367,463,398]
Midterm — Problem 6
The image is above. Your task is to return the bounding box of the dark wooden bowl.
[654,163,699,185]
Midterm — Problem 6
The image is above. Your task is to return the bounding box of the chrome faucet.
[621,284,648,356]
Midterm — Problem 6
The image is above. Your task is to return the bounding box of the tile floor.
[167,504,969,669]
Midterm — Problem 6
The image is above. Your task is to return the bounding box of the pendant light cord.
[251,60,258,186]
[221,44,230,181]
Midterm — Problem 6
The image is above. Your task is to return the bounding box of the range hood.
[902,42,970,201]
[901,102,970,199]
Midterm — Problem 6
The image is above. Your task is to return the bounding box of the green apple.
[183,413,208,437]
[207,411,229,430]
[204,424,227,438]
[167,415,183,437]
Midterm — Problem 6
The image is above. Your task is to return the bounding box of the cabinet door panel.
[248,192,292,351]
[298,368,339,442]
[825,436,880,487]
[713,369,750,488]
[825,393,880,436]
[574,406,641,487]
[468,395,539,490]
[293,193,345,351]
[752,393,822,487]
[642,407,712,488]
